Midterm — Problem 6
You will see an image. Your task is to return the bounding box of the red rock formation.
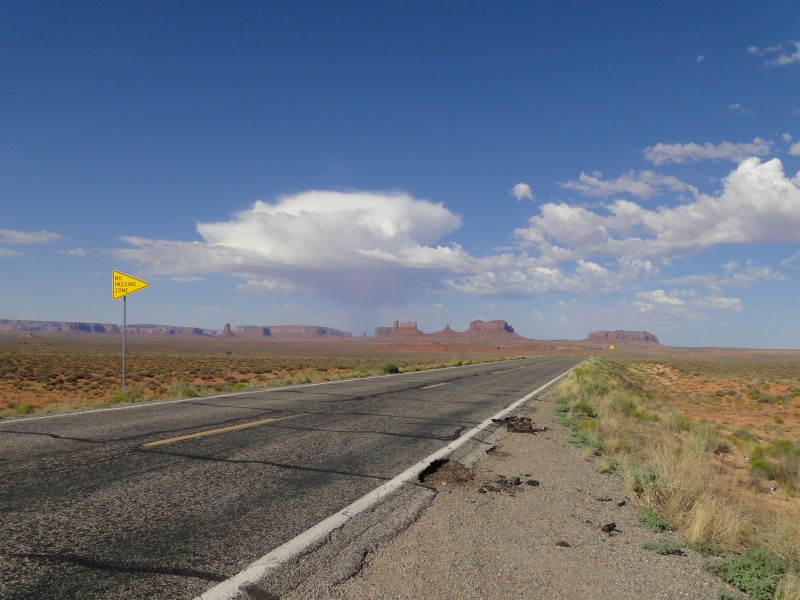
[464,320,518,337]
[375,319,521,340]
[374,320,423,337]
[234,326,271,337]
[172,327,207,336]
[587,330,659,344]
[0,320,122,333]
[225,324,351,338]
[219,323,235,337]
[127,325,207,336]
[266,326,351,338]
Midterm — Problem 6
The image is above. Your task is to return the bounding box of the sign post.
[112,271,149,391]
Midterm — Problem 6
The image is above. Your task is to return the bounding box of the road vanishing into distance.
[0,356,580,599]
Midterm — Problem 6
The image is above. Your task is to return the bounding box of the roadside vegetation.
[553,357,800,600]
[0,345,524,417]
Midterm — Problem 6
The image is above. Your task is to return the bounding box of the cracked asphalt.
[0,356,580,599]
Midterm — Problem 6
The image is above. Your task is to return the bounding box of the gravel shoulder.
[284,392,736,600]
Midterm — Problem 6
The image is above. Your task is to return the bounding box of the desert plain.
[1,329,799,428]
[2,328,800,598]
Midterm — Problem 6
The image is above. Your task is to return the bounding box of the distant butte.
[374,319,522,340]
[230,325,352,338]
[0,318,660,345]
[587,330,660,345]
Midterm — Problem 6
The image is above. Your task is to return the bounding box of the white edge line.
[1,356,547,424]
[196,364,575,600]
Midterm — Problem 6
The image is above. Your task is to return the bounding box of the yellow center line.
[489,366,526,375]
[421,382,451,390]
[143,416,286,447]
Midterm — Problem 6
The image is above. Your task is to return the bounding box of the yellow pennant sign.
[112,270,149,300]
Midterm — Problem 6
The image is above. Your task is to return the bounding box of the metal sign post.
[112,271,149,392]
[122,295,127,390]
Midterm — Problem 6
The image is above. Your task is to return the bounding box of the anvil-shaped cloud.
[115,190,470,304]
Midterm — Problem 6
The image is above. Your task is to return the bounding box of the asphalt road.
[0,355,580,599]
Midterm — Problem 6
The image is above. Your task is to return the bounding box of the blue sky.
[2,2,800,348]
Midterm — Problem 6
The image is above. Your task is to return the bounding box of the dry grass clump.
[642,442,751,549]
[775,571,800,600]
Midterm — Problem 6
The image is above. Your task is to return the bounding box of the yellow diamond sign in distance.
[112,271,149,300]
[609,344,615,350]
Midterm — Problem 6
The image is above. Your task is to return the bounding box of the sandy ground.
[283,393,738,600]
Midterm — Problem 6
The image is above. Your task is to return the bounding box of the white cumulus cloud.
[516,157,800,262]
[59,248,86,257]
[633,289,741,317]
[0,228,64,244]
[115,190,468,304]
[559,170,698,200]
[729,103,753,116]
[748,40,800,66]
[662,261,786,291]
[511,183,534,201]
[642,138,773,165]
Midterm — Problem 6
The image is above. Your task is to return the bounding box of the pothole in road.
[419,459,474,487]
[491,415,549,434]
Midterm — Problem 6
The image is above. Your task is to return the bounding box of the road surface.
[0,355,580,599]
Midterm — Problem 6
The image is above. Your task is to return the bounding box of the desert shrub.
[750,456,780,481]
[593,456,621,474]
[379,362,400,374]
[749,440,800,491]
[572,400,596,418]
[709,548,786,600]
[631,408,660,423]
[642,538,683,555]
[604,392,637,416]
[107,387,144,405]
[733,427,761,442]
[15,403,36,415]
[571,429,603,455]
[553,397,570,420]
[662,410,694,433]
[639,506,674,532]
[685,423,727,455]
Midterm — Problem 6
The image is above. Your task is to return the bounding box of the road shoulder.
[286,392,735,600]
